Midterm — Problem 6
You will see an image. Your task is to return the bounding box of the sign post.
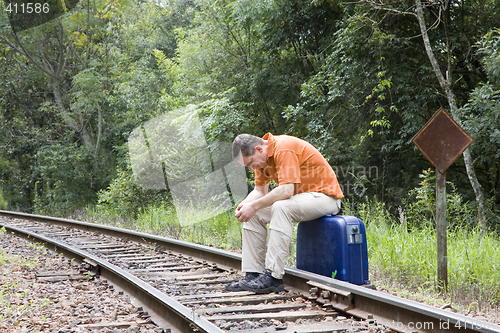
[435,170,447,288]
[412,108,473,289]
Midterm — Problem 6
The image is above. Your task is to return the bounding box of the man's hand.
[235,202,257,223]
[234,183,295,223]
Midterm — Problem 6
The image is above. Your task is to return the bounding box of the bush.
[0,191,7,210]
[95,167,171,219]
[401,169,476,230]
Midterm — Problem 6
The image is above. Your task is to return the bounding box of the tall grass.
[448,230,500,308]
[344,199,500,312]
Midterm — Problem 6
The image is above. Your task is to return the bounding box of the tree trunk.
[51,77,94,151]
[415,0,487,231]
[2,22,96,154]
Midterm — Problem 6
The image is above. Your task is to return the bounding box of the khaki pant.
[242,192,341,279]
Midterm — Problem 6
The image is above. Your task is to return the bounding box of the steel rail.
[1,210,499,333]
[0,218,224,333]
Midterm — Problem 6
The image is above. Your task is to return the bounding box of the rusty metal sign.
[412,108,473,174]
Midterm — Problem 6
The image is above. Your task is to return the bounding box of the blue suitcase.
[296,215,370,285]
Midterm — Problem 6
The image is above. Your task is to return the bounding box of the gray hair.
[232,134,264,159]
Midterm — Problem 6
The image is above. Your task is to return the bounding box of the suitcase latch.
[347,224,363,244]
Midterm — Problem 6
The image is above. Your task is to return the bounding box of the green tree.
[163,0,345,136]
[286,0,500,221]
[360,0,500,229]
[459,28,500,227]
[0,0,189,213]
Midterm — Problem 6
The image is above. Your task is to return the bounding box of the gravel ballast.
[0,229,167,333]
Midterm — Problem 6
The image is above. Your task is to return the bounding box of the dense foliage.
[0,0,499,231]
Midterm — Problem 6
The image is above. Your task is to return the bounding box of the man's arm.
[239,184,268,206]
[251,183,294,211]
[235,183,294,222]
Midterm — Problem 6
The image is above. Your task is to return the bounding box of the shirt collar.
[262,132,276,157]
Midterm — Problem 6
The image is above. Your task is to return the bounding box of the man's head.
[232,134,267,171]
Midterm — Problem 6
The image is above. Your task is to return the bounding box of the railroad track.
[0,210,498,333]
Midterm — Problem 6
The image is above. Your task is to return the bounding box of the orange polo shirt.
[255,133,344,198]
